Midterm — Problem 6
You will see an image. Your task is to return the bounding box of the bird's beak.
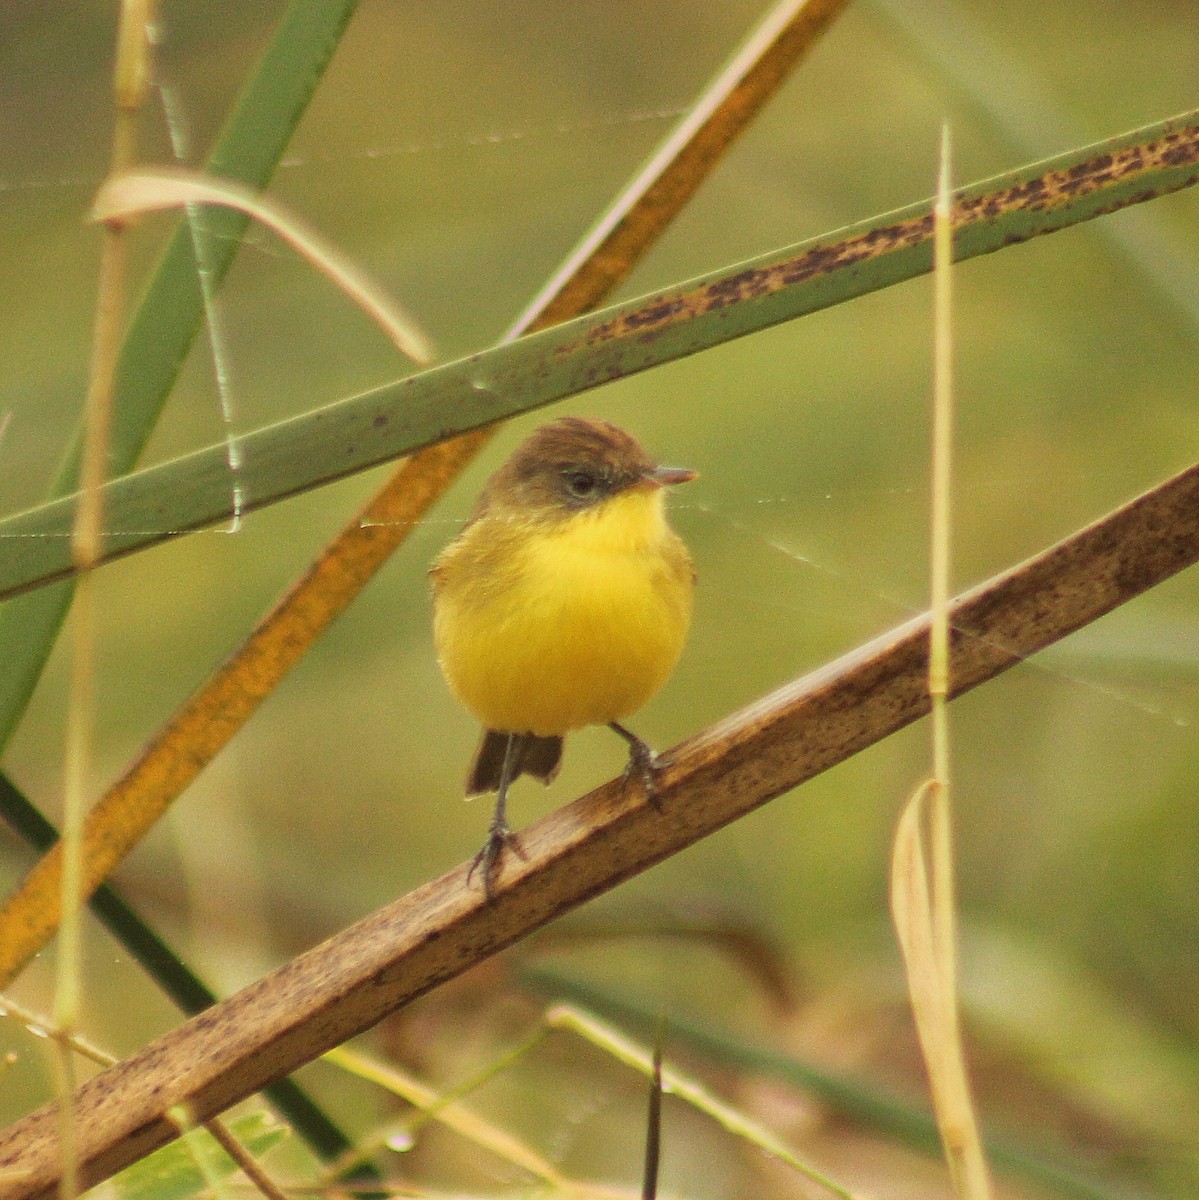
[648,464,698,487]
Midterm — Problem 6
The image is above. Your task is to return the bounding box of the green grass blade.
[0,107,1194,602]
[0,0,362,750]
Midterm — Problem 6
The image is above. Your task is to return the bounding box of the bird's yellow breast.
[432,487,693,737]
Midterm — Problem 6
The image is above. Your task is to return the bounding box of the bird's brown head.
[475,417,696,522]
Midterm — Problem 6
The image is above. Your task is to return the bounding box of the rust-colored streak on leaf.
[579,214,932,346]
[964,125,1199,222]
[581,122,1199,348]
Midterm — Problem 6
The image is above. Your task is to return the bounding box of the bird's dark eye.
[563,470,598,499]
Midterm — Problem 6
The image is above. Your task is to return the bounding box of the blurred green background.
[1,1,1198,1195]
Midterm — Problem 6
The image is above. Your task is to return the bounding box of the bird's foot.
[467,819,527,899]
[611,722,665,808]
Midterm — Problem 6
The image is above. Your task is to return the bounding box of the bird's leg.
[609,721,662,805]
[468,732,528,898]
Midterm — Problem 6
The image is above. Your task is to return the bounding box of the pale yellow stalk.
[889,126,992,1200]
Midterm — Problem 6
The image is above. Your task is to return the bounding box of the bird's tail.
[466,730,563,796]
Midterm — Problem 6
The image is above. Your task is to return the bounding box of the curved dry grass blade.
[0,0,364,750]
[2,451,1198,1198]
[0,0,846,987]
[93,170,433,365]
[891,786,990,1195]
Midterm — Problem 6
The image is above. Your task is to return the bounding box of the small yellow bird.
[431,417,696,891]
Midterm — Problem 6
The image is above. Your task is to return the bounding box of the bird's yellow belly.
[435,529,691,737]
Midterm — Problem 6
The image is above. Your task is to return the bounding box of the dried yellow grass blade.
[92,168,434,366]
[889,128,991,1200]
[890,786,990,1198]
[55,10,156,1190]
[113,0,152,110]
[890,785,950,1056]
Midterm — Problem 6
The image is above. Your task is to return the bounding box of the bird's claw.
[623,741,666,807]
[467,820,526,899]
